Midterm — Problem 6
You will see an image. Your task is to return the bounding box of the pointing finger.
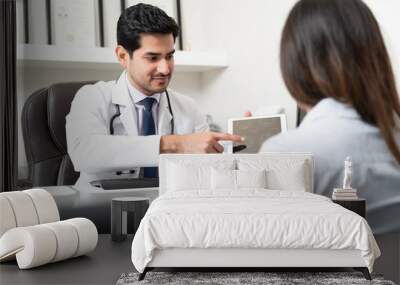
[212,132,244,143]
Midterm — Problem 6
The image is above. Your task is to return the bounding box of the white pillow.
[167,162,209,191]
[211,168,236,190]
[267,161,306,191]
[211,168,267,191]
[167,160,235,192]
[238,159,307,191]
[236,169,267,189]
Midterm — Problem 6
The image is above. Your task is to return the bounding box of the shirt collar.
[125,73,161,105]
[300,98,360,128]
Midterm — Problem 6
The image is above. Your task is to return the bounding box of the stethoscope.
[109,89,175,135]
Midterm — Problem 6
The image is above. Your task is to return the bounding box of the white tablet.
[226,114,287,153]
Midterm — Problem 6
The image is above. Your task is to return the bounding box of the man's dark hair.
[117,3,180,56]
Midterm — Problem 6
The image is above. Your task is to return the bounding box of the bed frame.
[138,154,372,281]
[139,248,371,280]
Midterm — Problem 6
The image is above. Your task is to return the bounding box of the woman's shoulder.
[260,118,395,163]
[260,127,316,153]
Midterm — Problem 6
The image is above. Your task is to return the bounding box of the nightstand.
[111,197,150,242]
[332,198,366,218]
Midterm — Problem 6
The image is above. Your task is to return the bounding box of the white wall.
[181,0,298,132]
[17,0,400,177]
[364,0,400,81]
[180,0,400,132]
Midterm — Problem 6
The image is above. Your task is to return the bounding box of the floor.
[1,234,398,285]
[0,235,134,285]
[373,234,400,284]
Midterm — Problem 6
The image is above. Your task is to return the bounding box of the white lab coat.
[261,98,400,234]
[66,71,209,187]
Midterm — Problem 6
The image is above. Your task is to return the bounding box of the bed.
[131,153,380,280]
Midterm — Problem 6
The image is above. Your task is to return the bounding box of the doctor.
[66,3,242,187]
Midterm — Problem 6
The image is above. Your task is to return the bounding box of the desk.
[42,186,158,233]
[0,235,133,285]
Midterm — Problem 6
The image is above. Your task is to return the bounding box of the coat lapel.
[158,90,173,135]
[111,71,138,136]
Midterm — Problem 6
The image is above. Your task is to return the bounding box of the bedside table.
[332,198,366,218]
[111,197,150,242]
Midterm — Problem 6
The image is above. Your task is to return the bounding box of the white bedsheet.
[131,190,380,273]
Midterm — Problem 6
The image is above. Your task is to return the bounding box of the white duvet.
[131,190,380,273]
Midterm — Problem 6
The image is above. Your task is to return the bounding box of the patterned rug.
[116,271,396,285]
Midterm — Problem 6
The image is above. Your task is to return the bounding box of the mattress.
[131,190,380,273]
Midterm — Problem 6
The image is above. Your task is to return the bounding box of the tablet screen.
[227,115,287,153]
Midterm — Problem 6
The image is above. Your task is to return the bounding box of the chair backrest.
[159,153,314,195]
[21,81,95,186]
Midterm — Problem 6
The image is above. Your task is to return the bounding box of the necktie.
[141,97,158,178]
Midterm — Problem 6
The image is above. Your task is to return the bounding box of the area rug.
[116,271,396,285]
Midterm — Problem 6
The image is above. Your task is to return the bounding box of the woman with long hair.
[261,0,400,234]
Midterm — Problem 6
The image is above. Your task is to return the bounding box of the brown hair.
[281,0,400,163]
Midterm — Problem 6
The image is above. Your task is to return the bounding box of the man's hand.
[160,132,243,154]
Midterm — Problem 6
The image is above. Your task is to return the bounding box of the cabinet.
[332,199,366,218]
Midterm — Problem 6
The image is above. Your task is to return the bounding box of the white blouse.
[261,98,400,234]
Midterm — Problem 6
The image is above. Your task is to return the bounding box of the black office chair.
[21,81,95,187]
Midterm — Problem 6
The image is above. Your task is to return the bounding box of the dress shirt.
[126,74,162,135]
